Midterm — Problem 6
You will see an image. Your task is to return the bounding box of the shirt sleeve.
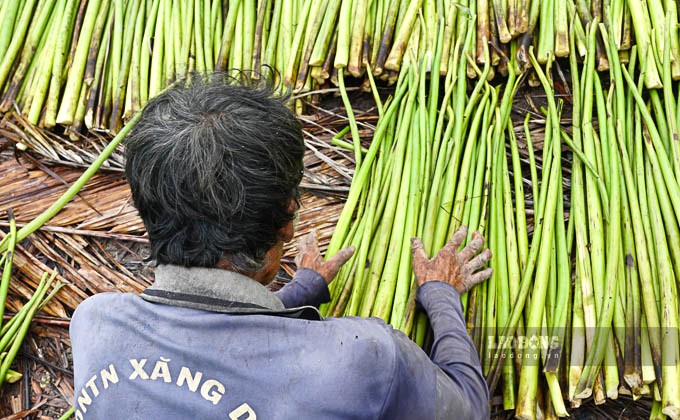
[273,268,331,308]
[378,281,489,420]
[417,281,489,419]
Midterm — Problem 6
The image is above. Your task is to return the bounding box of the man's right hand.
[411,226,493,294]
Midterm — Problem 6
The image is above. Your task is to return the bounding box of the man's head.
[125,74,304,277]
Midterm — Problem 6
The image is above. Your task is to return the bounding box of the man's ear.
[277,198,298,243]
[278,220,295,243]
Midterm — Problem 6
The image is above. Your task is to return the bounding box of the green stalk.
[337,72,363,171]
[0,0,20,59]
[149,0,166,98]
[0,211,17,332]
[621,179,643,394]
[172,1,182,77]
[579,27,605,364]
[44,0,77,128]
[346,162,389,316]
[369,0,385,70]
[110,0,140,131]
[193,0,206,73]
[95,30,114,128]
[374,0,399,74]
[138,0,161,106]
[309,0,341,66]
[508,122,528,273]
[277,0,293,74]
[240,0,255,71]
[348,0,368,76]
[491,0,511,43]
[334,0,353,68]
[0,271,56,387]
[649,91,670,155]
[497,119,517,410]
[178,0,196,76]
[544,145,570,417]
[567,22,591,402]
[203,0,214,71]
[125,0,145,118]
[535,0,554,62]
[251,0,268,72]
[466,114,492,243]
[109,0,123,103]
[27,0,65,125]
[645,157,680,418]
[56,0,103,125]
[569,261,586,403]
[524,114,538,208]
[164,0,175,84]
[661,18,680,179]
[384,0,424,71]
[263,0,282,69]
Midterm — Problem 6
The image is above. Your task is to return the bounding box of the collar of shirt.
[140,264,286,313]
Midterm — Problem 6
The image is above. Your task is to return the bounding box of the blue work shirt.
[70,265,489,419]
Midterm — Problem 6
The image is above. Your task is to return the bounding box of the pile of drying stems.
[0,117,138,392]
[2,0,680,418]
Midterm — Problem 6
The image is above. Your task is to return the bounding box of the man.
[70,74,493,419]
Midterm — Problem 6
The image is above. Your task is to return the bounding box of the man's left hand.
[295,230,355,284]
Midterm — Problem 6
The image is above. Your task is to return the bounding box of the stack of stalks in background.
[0,0,677,135]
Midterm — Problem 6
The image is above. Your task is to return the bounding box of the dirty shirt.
[70,265,489,419]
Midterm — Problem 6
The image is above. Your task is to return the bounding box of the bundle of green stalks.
[478,17,680,418]
[322,8,680,420]
[0,0,454,136]
[319,12,492,342]
[0,211,62,389]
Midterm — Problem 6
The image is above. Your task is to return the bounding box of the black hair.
[124,73,304,271]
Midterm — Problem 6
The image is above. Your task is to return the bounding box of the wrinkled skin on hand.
[411,226,493,294]
[295,230,355,284]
